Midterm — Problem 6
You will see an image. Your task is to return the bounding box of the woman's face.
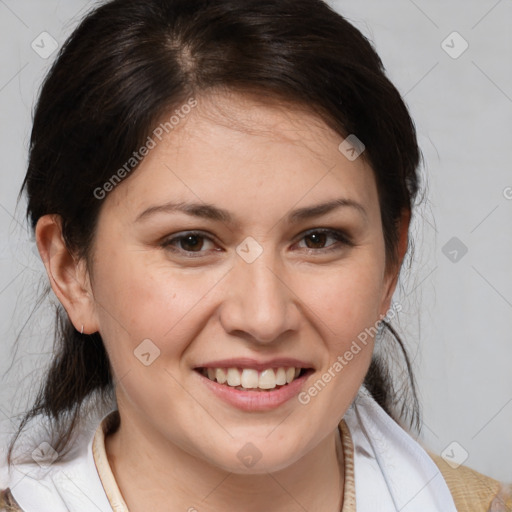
[86,91,402,473]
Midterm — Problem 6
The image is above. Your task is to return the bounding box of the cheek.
[90,251,227,423]
[91,245,229,364]
[294,260,386,349]
[290,265,384,422]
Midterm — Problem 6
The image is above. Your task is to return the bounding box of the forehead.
[104,91,378,224]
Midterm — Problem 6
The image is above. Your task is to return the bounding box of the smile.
[198,366,307,391]
[194,364,314,411]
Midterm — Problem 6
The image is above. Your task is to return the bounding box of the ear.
[379,208,411,317]
[35,214,99,334]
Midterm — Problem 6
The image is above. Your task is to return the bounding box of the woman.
[1,0,510,510]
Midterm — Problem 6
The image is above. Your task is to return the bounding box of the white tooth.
[294,368,301,378]
[215,368,227,384]
[275,367,287,385]
[241,368,259,388]
[207,368,216,380]
[227,368,241,386]
[285,367,295,384]
[259,368,277,389]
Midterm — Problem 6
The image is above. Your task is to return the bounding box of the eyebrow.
[135,197,368,225]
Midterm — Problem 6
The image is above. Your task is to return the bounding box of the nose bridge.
[221,242,297,343]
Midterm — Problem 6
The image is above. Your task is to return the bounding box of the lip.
[195,357,314,372]
[194,367,314,412]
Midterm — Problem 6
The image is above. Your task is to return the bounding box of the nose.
[219,248,301,344]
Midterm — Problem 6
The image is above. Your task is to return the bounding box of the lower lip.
[195,370,312,411]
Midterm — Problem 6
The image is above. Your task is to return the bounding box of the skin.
[36,91,409,512]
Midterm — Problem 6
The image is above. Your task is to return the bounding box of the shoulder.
[0,413,117,512]
[428,451,512,512]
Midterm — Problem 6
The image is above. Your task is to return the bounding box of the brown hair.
[10,0,422,464]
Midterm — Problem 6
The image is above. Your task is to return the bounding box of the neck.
[104,412,345,512]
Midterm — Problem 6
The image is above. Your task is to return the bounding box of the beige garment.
[428,452,512,512]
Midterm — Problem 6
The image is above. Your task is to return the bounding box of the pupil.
[182,235,203,251]
[306,233,326,249]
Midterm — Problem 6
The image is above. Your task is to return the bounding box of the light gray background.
[0,0,511,483]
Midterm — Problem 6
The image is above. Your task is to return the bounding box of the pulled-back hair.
[10,0,422,464]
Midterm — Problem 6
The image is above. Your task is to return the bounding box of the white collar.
[344,386,458,511]
[6,413,113,512]
[5,387,457,512]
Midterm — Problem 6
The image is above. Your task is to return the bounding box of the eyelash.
[160,228,354,257]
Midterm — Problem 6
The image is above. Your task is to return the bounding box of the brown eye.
[304,232,328,249]
[177,234,204,252]
[297,229,353,252]
[161,231,217,256]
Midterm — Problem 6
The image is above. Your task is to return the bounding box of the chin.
[200,437,306,475]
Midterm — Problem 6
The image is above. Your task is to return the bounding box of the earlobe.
[35,214,99,335]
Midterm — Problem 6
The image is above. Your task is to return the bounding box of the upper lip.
[195,358,314,372]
